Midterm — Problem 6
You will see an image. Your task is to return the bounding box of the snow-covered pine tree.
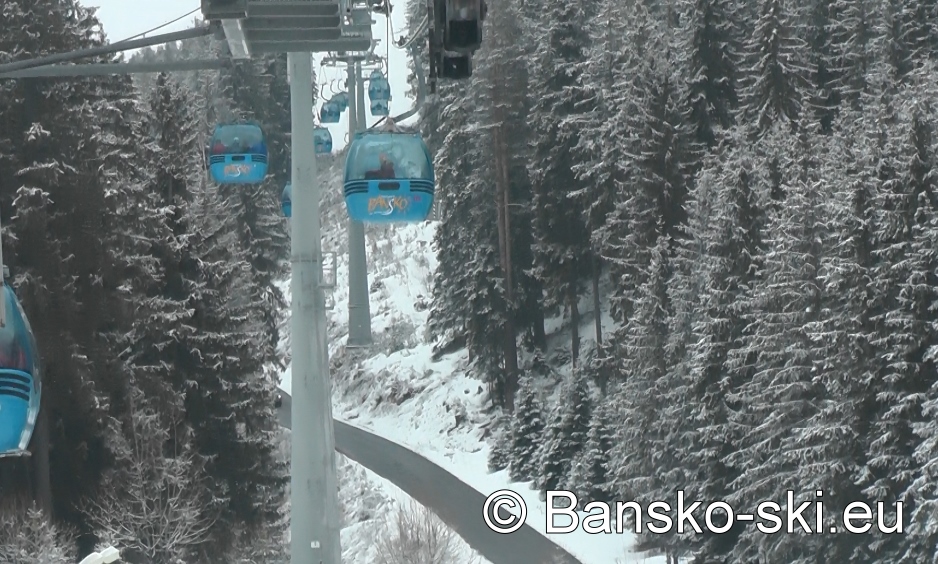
[426,94,477,355]
[805,0,842,132]
[829,0,877,110]
[184,182,289,560]
[788,107,883,563]
[604,60,695,325]
[875,0,938,83]
[878,0,916,82]
[538,371,591,499]
[212,53,292,374]
[487,414,512,473]
[526,0,593,367]
[1,0,154,532]
[122,71,203,426]
[425,77,507,399]
[594,0,660,325]
[610,234,679,555]
[866,77,938,562]
[673,128,765,561]
[459,203,506,397]
[567,398,614,508]
[902,74,938,564]
[570,0,633,348]
[742,0,812,134]
[421,34,520,399]
[723,121,831,562]
[461,3,537,411]
[508,377,546,483]
[682,0,742,146]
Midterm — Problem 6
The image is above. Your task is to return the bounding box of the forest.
[410,0,938,562]
[0,2,291,562]
[4,0,938,562]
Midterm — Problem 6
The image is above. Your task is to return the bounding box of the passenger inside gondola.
[0,336,28,372]
[365,153,396,179]
[212,126,267,154]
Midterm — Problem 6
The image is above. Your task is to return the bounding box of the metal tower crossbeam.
[0,59,229,79]
[204,0,374,58]
[0,25,217,75]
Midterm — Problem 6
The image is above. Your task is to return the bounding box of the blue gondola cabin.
[208,123,269,184]
[320,101,341,124]
[343,129,435,223]
[0,283,41,457]
[370,100,390,117]
[314,128,333,154]
[368,70,391,103]
[333,92,349,112]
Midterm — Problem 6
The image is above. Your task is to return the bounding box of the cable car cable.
[112,7,201,45]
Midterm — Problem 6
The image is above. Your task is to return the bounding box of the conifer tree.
[487,415,513,473]
[866,86,938,561]
[567,400,614,507]
[683,0,741,146]
[122,72,203,425]
[669,129,765,560]
[538,372,591,498]
[184,192,289,559]
[723,122,830,561]
[527,0,593,367]
[829,0,876,109]
[604,63,695,323]
[571,0,633,348]
[426,95,478,355]
[610,235,676,552]
[743,0,812,133]
[1,0,152,532]
[806,0,842,132]
[508,378,546,483]
[790,110,882,563]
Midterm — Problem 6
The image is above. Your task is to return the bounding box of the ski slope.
[277,156,666,564]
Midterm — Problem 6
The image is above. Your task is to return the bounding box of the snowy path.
[277,392,582,564]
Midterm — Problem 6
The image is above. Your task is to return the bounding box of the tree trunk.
[493,124,518,412]
[20,78,52,518]
[529,285,546,351]
[592,253,602,345]
[569,278,580,368]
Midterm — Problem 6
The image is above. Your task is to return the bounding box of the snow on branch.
[81,404,216,563]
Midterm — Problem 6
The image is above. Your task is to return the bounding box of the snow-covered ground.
[277,157,666,563]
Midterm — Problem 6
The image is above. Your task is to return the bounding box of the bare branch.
[373,499,480,564]
[81,405,217,563]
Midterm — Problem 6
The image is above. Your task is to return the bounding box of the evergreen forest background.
[2,0,938,562]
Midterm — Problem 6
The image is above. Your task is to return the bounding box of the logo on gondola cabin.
[223,164,253,176]
[367,195,410,215]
